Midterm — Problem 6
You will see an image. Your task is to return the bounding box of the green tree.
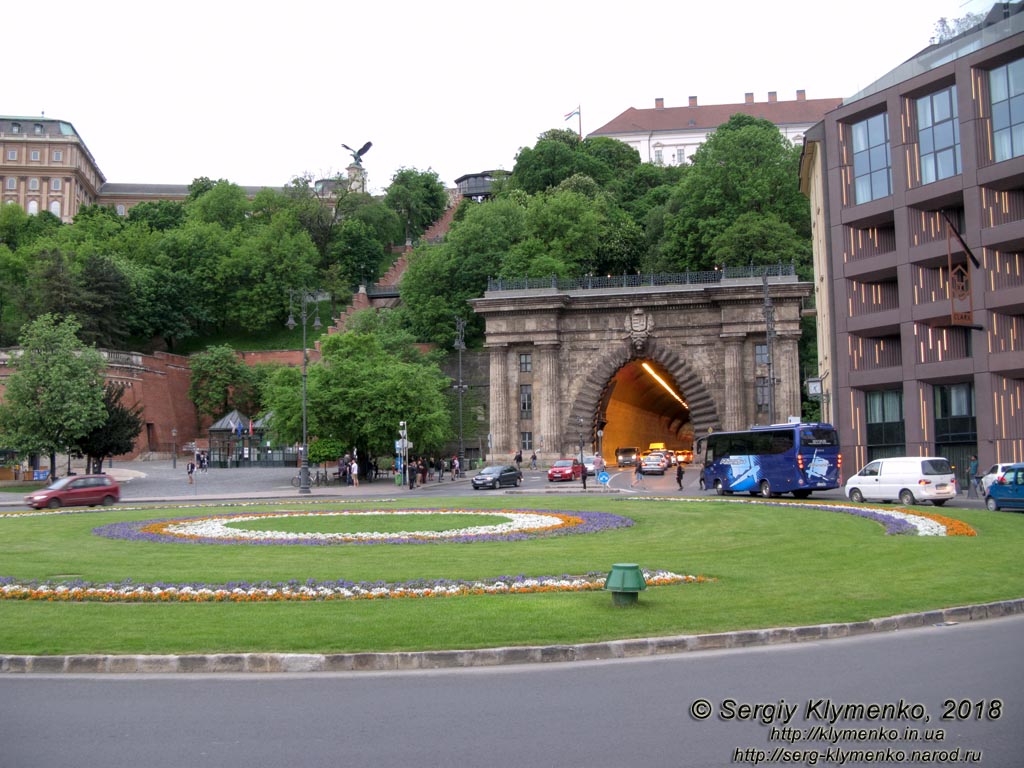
[188,345,257,423]
[385,168,449,244]
[651,114,809,272]
[74,383,144,473]
[707,211,810,273]
[262,332,451,460]
[127,199,186,231]
[187,180,250,229]
[0,314,106,478]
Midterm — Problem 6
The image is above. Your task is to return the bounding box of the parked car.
[676,449,693,464]
[640,453,668,475]
[615,447,640,467]
[980,463,1016,495]
[24,474,120,509]
[548,458,582,482]
[471,464,523,490]
[582,456,596,476]
[985,463,1024,511]
[844,457,956,506]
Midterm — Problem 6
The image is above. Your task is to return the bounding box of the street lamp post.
[286,289,322,495]
[453,317,468,467]
[577,415,586,488]
[171,428,178,469]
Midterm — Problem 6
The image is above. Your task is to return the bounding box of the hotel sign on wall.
[944,213,983,330]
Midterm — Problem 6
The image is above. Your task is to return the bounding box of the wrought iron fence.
[486,263,796,293]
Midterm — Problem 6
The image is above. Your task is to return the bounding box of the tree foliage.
[261,331,451,460]
[74,383,145,473]
[384,168,449,244]
[188,345,258,423]
[0,314,106,477]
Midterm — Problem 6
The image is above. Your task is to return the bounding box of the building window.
[654,148,664,165]
[6,150,16,161]
[519,353,532,372]
[865,390,905,457]
[49,201,61,217]
[990,57,1024,162]
[755,377,770,413]
[918,86,960,184]
[4,178,14,190]
[51,178,61,191]
[520,432,533,451]
[851,113,891,204]
[676,149,686,164]
[28,177,39,191]
[10,123,20,134]
[116,204,126,216]
[52,150,63,162]
[27,200,38,215]
[30,150,40,161]
[519,384,533,419]
[33,124,43,135]
[755,343,769,366]
[934,382,976,442]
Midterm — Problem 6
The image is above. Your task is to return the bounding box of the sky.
[5,0,991,195]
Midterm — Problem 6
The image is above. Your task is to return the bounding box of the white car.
[980,463,1016,494]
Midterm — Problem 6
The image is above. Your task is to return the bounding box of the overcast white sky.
[5,0,990,195]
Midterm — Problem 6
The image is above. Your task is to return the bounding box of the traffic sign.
[598,471,610,485]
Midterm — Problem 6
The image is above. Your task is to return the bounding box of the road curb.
[4,598,1022,674]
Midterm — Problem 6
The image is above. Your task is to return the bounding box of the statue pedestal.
[347,164,367,194]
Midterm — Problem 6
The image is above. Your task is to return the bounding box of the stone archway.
[471,270,811,459]
[566,336,720,454]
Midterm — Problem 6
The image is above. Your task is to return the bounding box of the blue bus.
[695,422,842,499]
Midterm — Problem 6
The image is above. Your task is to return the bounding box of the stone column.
[776,332,802,421]
[535,343,561,461]
[722,336,746,430]
[487,343,511,455]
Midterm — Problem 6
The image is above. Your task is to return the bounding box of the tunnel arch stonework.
[471,277,812,459]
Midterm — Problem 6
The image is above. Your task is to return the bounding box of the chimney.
[745,92,754,104]
[768,91,777,103]
[655,97,664,109]
[796,89,806,101]
[688,96,698,107]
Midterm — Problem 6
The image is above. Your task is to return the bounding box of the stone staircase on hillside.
[326,192,461,335]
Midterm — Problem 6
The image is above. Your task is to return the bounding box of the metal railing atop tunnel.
[485,262,797,293]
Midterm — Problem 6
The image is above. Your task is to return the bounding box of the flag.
[249,419,253,435]
[564,106,580,121]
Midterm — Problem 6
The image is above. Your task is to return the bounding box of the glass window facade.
[852,113,892,204]
[519,353,532,373]
[917,86,960,184]
[755,343,769,365]
[866,390,905,451]
[990,57,1024,162]
[520,432,533,451]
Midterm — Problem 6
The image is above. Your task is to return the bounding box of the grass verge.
[0,496,1021,655]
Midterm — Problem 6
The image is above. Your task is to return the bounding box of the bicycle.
[291,468,329,487]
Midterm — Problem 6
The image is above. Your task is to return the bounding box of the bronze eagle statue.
[342,141,372,167]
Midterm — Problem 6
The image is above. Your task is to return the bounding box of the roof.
[589,97,843,137]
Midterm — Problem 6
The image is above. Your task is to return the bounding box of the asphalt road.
[0,460,994,509]
[2,616,1021,768]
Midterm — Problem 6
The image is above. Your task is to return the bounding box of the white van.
[844,456,957,506]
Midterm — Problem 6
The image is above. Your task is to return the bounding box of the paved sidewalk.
[1,460,475,508]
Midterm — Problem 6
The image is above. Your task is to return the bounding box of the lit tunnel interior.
[594,359,693,460]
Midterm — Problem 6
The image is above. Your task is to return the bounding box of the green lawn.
[1,496,1021,655]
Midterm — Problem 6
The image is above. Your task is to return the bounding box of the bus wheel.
[759,480,773,498]
[792,490,811,499]
[714,479,725,496]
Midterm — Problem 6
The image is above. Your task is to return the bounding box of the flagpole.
[577,106,582,140]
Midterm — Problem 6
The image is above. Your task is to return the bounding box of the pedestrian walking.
[968,454,980,495]
[530,452,538,470]
[350,459,359,488]
[631,462,644,488]
[408,460,416,490]
[186,460,196,485]
[676,461,685,490]
[451,456,459,481]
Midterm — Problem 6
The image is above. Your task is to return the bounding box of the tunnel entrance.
[596,359,693,460]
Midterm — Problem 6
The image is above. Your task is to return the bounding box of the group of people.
[336,455,362,487]
[404,455,461,489]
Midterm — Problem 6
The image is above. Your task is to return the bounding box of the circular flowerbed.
[625,497,977,536]
[93,508,635,546]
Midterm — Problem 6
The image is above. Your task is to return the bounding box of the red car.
[547,458,582,482]
[24,474,121,509]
